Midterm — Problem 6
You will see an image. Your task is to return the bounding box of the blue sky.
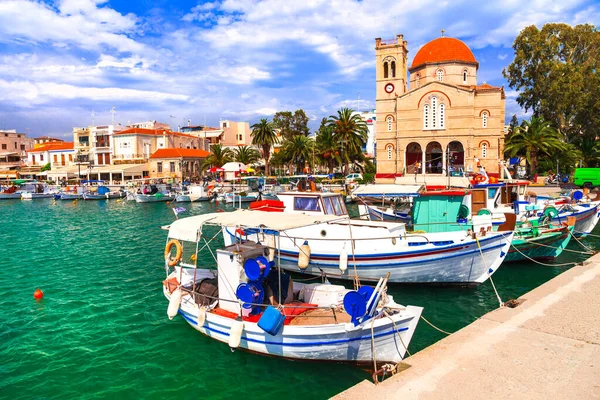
[0,0,598,138]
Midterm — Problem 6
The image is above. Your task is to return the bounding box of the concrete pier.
[335,256,600,399]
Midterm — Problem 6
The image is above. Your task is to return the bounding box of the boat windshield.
[323,197,335,214]
[322,195,346,216]
[293,197,321,212]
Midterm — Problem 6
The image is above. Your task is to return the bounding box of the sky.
[0,0,598,139]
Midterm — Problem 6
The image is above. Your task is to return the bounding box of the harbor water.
[0,199,596,399]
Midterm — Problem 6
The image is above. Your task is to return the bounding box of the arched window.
[416,74,421,88]
[436,69,444,82]
[482,112,488,128]
[387,116,393,132]
[423,95,446,130]
[384,62,389,79]
[391,61,396,78]
[386,145,393,160]
[481,142,488,158]
[463,69,468,83]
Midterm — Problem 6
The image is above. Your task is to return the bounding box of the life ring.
[477,208,492,216]
[165,239,183,266]
[543,206,558,219]
[474,174,487,183]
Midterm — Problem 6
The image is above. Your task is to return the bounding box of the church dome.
[410,37,477,71]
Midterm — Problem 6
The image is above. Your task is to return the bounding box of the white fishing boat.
[18,181,56,199]
[176,185,210,202]
[0,186,21,199]
[162,211,423,364]
[136,192,176,203]
[228,192,514,285]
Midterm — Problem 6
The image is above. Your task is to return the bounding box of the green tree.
[503,23,600,145]
[202,144,233,171]
[326,107,368,175]
[273,109,310,139]
[504,117,568,174]
[250,118,278,175]
[315,117,340,174]
[40,162,51,172]
[282,135,314,174]
[233,145,261,165]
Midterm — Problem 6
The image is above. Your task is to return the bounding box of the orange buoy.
[33,288,44,300]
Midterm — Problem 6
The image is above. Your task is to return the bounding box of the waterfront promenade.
[335,254,600,399]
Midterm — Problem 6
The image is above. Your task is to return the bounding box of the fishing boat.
[135,192,176,203]
[162,210,423,364]
[176,185,210,202]
[83,190,125,200]
[18,181,56,199]
[0,186,22,199]
[233,191,514,285]
[504,216,575,262]
[55,185,83,200]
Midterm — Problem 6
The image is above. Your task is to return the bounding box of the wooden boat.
[135,192,176,203]
[0,186,21,199]
[504,217,575,262]
[162,211,423,364]
[176,185,210,202]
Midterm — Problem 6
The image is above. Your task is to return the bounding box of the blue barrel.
[236,281,264,309]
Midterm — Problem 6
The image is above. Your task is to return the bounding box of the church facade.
[374,34,506,182]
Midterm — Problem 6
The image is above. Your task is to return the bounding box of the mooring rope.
[498,232,579,267]
[573,230,600,238]
[522,236,594,255]
[568,230,596,253]
[420,315,452,335]
[475,236,504,308]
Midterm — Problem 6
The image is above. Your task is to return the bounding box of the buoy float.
[298,240,311,271]
[33,288,44,300]
[229,318,244,348]
[167,288,183,320]
[339,247,348,273]
[198,306,206,326]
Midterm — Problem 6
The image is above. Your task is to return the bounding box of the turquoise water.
[0,199,596,399]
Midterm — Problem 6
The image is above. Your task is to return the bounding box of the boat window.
[294,197,321,212]
[519,185,526,196]
[488,188,498,199]
[323,197,335,215]
[332,196,344,215]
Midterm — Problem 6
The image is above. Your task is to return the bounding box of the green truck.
[573,168,600,188]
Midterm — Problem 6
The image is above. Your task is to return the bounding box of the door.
[471,189,487,214]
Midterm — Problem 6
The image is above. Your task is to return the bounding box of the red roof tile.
[150,148,210,159]
[28,142,74,152]
[115,128,196,139]
[410,37,477,70]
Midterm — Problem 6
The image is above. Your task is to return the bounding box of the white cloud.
[498,53,508,60]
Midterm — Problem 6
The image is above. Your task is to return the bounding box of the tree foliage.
[250,118,278,175]
[202,144,233,171]
[281,135,314,173]
[233,145,261,165]
[273,109,310,139]
[326,107,368,175]
[503,23,600,165]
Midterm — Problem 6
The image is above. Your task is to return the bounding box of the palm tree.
[233,145,261,165]
[315,120,340,174]
[504,117,567,174]
[251,118,278,175]
[326,108,368,175]
[201,144,233,171]
[282,135,314,174]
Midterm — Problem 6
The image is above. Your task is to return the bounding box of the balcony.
[95,141,110,148]
[112,154,149,165]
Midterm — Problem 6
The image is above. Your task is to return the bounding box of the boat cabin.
[275,192,348,216]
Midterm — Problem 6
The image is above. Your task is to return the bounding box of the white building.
[355,110,376,157]
[88,124,123,167]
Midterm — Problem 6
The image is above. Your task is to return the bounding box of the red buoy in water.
[33,288,44,300]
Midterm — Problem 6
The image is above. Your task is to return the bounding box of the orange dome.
[410,37,477,71]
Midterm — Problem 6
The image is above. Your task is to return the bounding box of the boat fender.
[339,247,348,273]
[266,235,275,262]
[197,306,206,326]
[228,318,244,348]
[165,239,183,267]
[298,240,311,271]
[167,288,183,320]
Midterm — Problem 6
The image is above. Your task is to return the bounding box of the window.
[157,162,163,173]
[436,69,444,82]
[40,154,44,161]
[61,154,65,166]
[104,153,110,164]
[383,62,389,79]
[170,162,175,172]
[481,142,487,158]
[20,144,25,150]
[53,155,58,163]
[69,154,73,162]
[294,197,321,211]
[416,74,421,88]
[391,61,396,78]
[97,153,103,165]
[14,142,17,149]
[387,116,393,132]
[423,96,445,129]
[463,70,468,83]
[1,144,6,150]
[237,134,243,141]
[323,197,334,214]
[387,145,393,160]
[482,112,488,128]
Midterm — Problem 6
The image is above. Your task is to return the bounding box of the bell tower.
[375,34,408,182]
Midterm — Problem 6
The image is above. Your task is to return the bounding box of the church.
[374,34,506,182]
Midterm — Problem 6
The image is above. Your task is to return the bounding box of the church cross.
[441,29,445,37]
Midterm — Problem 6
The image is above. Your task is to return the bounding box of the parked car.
[345,173,363,183]
[573,168,600,188]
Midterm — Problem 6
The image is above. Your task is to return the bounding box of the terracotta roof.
[28,142,74,153]
[410,37,477,71]
[115,128,196,139]
[150,148,211,159]
[476,83,501,90]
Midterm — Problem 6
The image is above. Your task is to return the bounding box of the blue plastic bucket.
[236,282,264,309]
[243,256,271,281]
[343,286,376,325]
[258,306,285,336]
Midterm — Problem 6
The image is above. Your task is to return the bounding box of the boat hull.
[135,193,176,203]
[169,290,422,364]
[176,194,209,202]
[505,227,572,262]
[0,193,22,199]
[83,192,124,200]
[58,193,83,200]
[552,204,600,237]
